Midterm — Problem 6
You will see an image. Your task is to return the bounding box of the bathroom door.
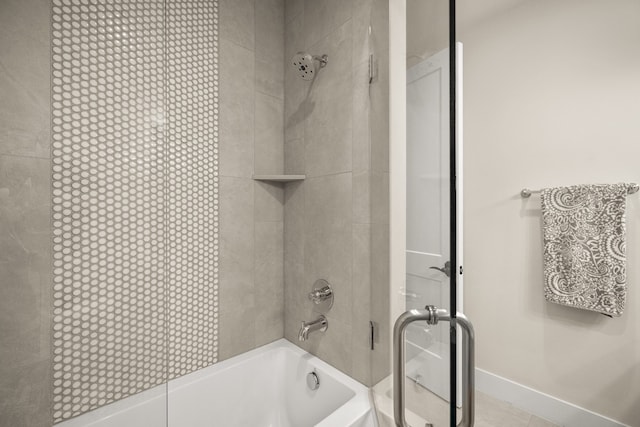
[405,46,456,403]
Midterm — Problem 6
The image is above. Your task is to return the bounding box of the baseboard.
[475,368,630,427]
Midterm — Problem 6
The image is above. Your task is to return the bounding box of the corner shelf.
[252,174,306,183]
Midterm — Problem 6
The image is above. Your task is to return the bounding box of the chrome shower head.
[291,52,328,80]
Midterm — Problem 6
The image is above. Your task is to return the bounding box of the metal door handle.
[393,306,475,427]
[429,261,451,278]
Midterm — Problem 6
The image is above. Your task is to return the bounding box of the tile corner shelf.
[252,174,306,183]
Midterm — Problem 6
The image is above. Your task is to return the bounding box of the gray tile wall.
[1,0,287,423]
[0,0,388,423]
[49,0,222,421]
[0,0,52,425]
[283,0,390,386]
[51,0,169,419]
[218,0,287,361]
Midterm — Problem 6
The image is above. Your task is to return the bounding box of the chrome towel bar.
[521,183,639,198]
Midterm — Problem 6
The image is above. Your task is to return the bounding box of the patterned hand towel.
[541,184,628,316]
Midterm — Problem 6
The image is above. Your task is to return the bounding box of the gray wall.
[283,0,390,386]
[217,0,287,361]
[0,0,288,423]
[0,0,389,423]
[0,0,51,425]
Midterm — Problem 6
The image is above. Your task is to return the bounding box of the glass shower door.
[405,44,453,405]
[386,1,472,426]
[400,44,454,426]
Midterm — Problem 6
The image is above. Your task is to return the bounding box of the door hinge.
[368,53,377,84]
[369,320,377,350]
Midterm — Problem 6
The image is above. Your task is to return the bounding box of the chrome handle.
[456,313,475,427]
[393,306,475,427]
[308,285,332,303]
[308,279,334,310]
[429,260,451,278]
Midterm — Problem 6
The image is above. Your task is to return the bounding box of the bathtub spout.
[298,315,328,341]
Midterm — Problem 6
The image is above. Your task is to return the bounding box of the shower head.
[291,52,328,80]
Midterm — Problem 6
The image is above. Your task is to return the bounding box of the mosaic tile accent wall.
[165,0,220,379]
[51,0,218,422]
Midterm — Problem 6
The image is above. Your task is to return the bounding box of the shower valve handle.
[308,285,332,303]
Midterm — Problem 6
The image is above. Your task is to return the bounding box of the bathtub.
[57,339,377,427]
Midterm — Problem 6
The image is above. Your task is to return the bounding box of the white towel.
[541,184,628,316]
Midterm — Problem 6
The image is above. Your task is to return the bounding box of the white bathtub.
[57,339,377,427]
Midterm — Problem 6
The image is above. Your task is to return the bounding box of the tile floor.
[473,391,559,427]
[404,381,560,427]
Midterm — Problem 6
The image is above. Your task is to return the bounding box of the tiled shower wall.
[0,0,286,424]
[283,0,390,386]
[0,0,52,425]
[213,0,392,385]
[217,0,286,361]
[50,0,171,419]
[50,0,222,421]
[0,0,388,424]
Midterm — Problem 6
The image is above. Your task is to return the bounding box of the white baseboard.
[476,368,630,427]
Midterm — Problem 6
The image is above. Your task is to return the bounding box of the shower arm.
[313,54,329,68]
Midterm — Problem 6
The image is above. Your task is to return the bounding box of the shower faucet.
[298,315,328,341]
